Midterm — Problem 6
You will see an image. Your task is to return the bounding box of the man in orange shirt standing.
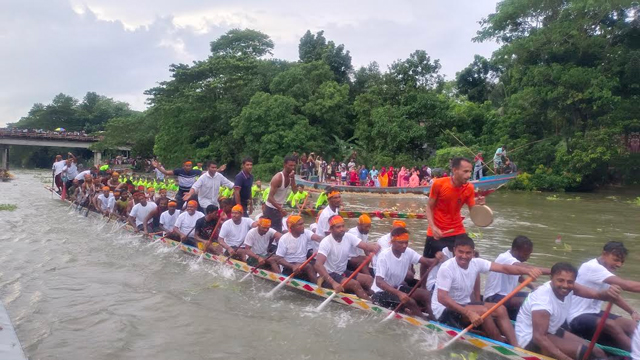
[421,157,485,277]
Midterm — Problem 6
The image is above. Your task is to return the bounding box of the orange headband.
[168,200,177,206]
[184,161,192,165]
[232,204,243,213]
[287,215,302,227]
[358,214,371,225]
[258,218,272,228]
[392,220,406,228]
[327,191,340,199]
[102,186,110,191]
[187,200,198,207]
[392,233,410,242]
[329,215,345,227]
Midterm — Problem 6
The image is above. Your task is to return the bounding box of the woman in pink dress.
[409,170,420,187]
[397,167,407,187]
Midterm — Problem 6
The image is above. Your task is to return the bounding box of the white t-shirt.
[315,206,340,237]
[426,247,453,291]
[372,233,392,270]
[567,258,614,323]
[347,226,368,258]
[317,233,361,274]
[64,162,78,179]
[97,193,115,212]
[631,322,640,360]
[159,209,181,231]
[74,170,91,181]
[174,211,204,237]
[129,201,158,227]
[516,281,573,348]
[52,160,66,176]
[243,227,277,255]
[219,217,254,247]
[276,229,314,264]
[372,247,421,293]
[431,258,492,319]
[484,250,520,298]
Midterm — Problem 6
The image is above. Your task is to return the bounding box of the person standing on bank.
[264,156,297,233]
[234,157,254,217]
[421,157,486,278]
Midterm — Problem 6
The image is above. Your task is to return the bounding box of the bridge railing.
[0,129,102,142]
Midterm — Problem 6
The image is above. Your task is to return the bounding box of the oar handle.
[441,276,535,349]
[340,252,374,287]
[291,252,317,277]
[583,302,613,360]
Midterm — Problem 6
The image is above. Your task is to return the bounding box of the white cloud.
[0,0,500,126]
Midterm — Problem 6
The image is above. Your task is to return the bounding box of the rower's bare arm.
[244,246,260,261]
[613,297,640,319]
[490,263,541,279]
[418,257,438,268]
[375,276,408,301]
[151,160,173,175]
[437,289,475,322]
[357,241,380,254]
[127,216,136,229]
[574,283,621,301]
[233,187,241,206]
[275,256,294,270]
[142,209,157,233]
[605,275,640,293]
[310,234,323,242]
[531,310,572,360]
[267,174,282,208]
[314,254,340,290]
[425,197,440,237]
[217,237,233,253]
[511,261,551,275]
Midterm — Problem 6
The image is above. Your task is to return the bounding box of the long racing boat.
[45,186,630,360]
[295,173,516,195]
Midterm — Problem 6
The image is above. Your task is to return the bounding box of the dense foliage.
[8,1,639,190]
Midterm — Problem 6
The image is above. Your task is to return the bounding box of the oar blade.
[315,293,337,312]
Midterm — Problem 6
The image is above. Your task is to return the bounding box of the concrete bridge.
[0,129,130,169]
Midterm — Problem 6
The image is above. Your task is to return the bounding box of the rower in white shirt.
[242,217,282,273]
[632,322,640,360]
[314,215,380,300]
[172,200,204,246]
[94,186,116,216]
[182,161,234,210]
[372,220,408,274]
[484,236,550,320]
[128,191,158,232]
[347,214,372,275]
[159,200,181,233]
[567,241,640,352]
[314,189,342,239]
[431,236,541,346]
[275,215,324,283]
[372,227,438,319]
[515,262,620,360]
[218,204,256,260]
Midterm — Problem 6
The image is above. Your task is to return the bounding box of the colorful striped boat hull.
[295,174,516,195]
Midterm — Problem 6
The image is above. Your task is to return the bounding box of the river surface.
[1,170,639,360]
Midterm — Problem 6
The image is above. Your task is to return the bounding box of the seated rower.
[172,200,204,246]
[128,191,158,232]
[314,215,381,300]
[194,205,223,254]
[372,227,438,320]
[516,262,621,360]
[432,236,541,346]
[115,191,130,220]
[568,241,640,351]
[94,186,115,217]
[314,189,342,238]
[159,200,180,234]
[484,236,550,320]
[373,221,411,279]
[218,205,256,260]
[142,197,169,234]
[347,214,373,275]
[242,217,282,272]
[425,244,453,293]
[275,215,323,282]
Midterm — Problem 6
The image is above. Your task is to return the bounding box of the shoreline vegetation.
[6,1,639,192]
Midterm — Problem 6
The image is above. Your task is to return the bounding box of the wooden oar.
[195,217,224,263]
[582,302,613,360]
[315,252,375,312]
[240,252,276,282]
[438,276,535,350]
[380,267,431,323]
[266,252,317,297]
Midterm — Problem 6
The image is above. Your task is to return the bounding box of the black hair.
[242,157,253,165]
[603,241,628,258]
[221,198,234,206]
[391,227,409,237]
[454,235,475,249]
[451,157,472,169]
[550,262,577,277]
[284,155,297,164]
[205,204,219,214]
[512,235,533,251]
[205,160,217,168]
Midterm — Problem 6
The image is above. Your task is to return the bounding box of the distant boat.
[295,173,517,195]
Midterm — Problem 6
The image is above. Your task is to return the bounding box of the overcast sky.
[0,0,501,127]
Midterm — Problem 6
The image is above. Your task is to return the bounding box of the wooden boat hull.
[45,186,629,360]
[295,174,516,195]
